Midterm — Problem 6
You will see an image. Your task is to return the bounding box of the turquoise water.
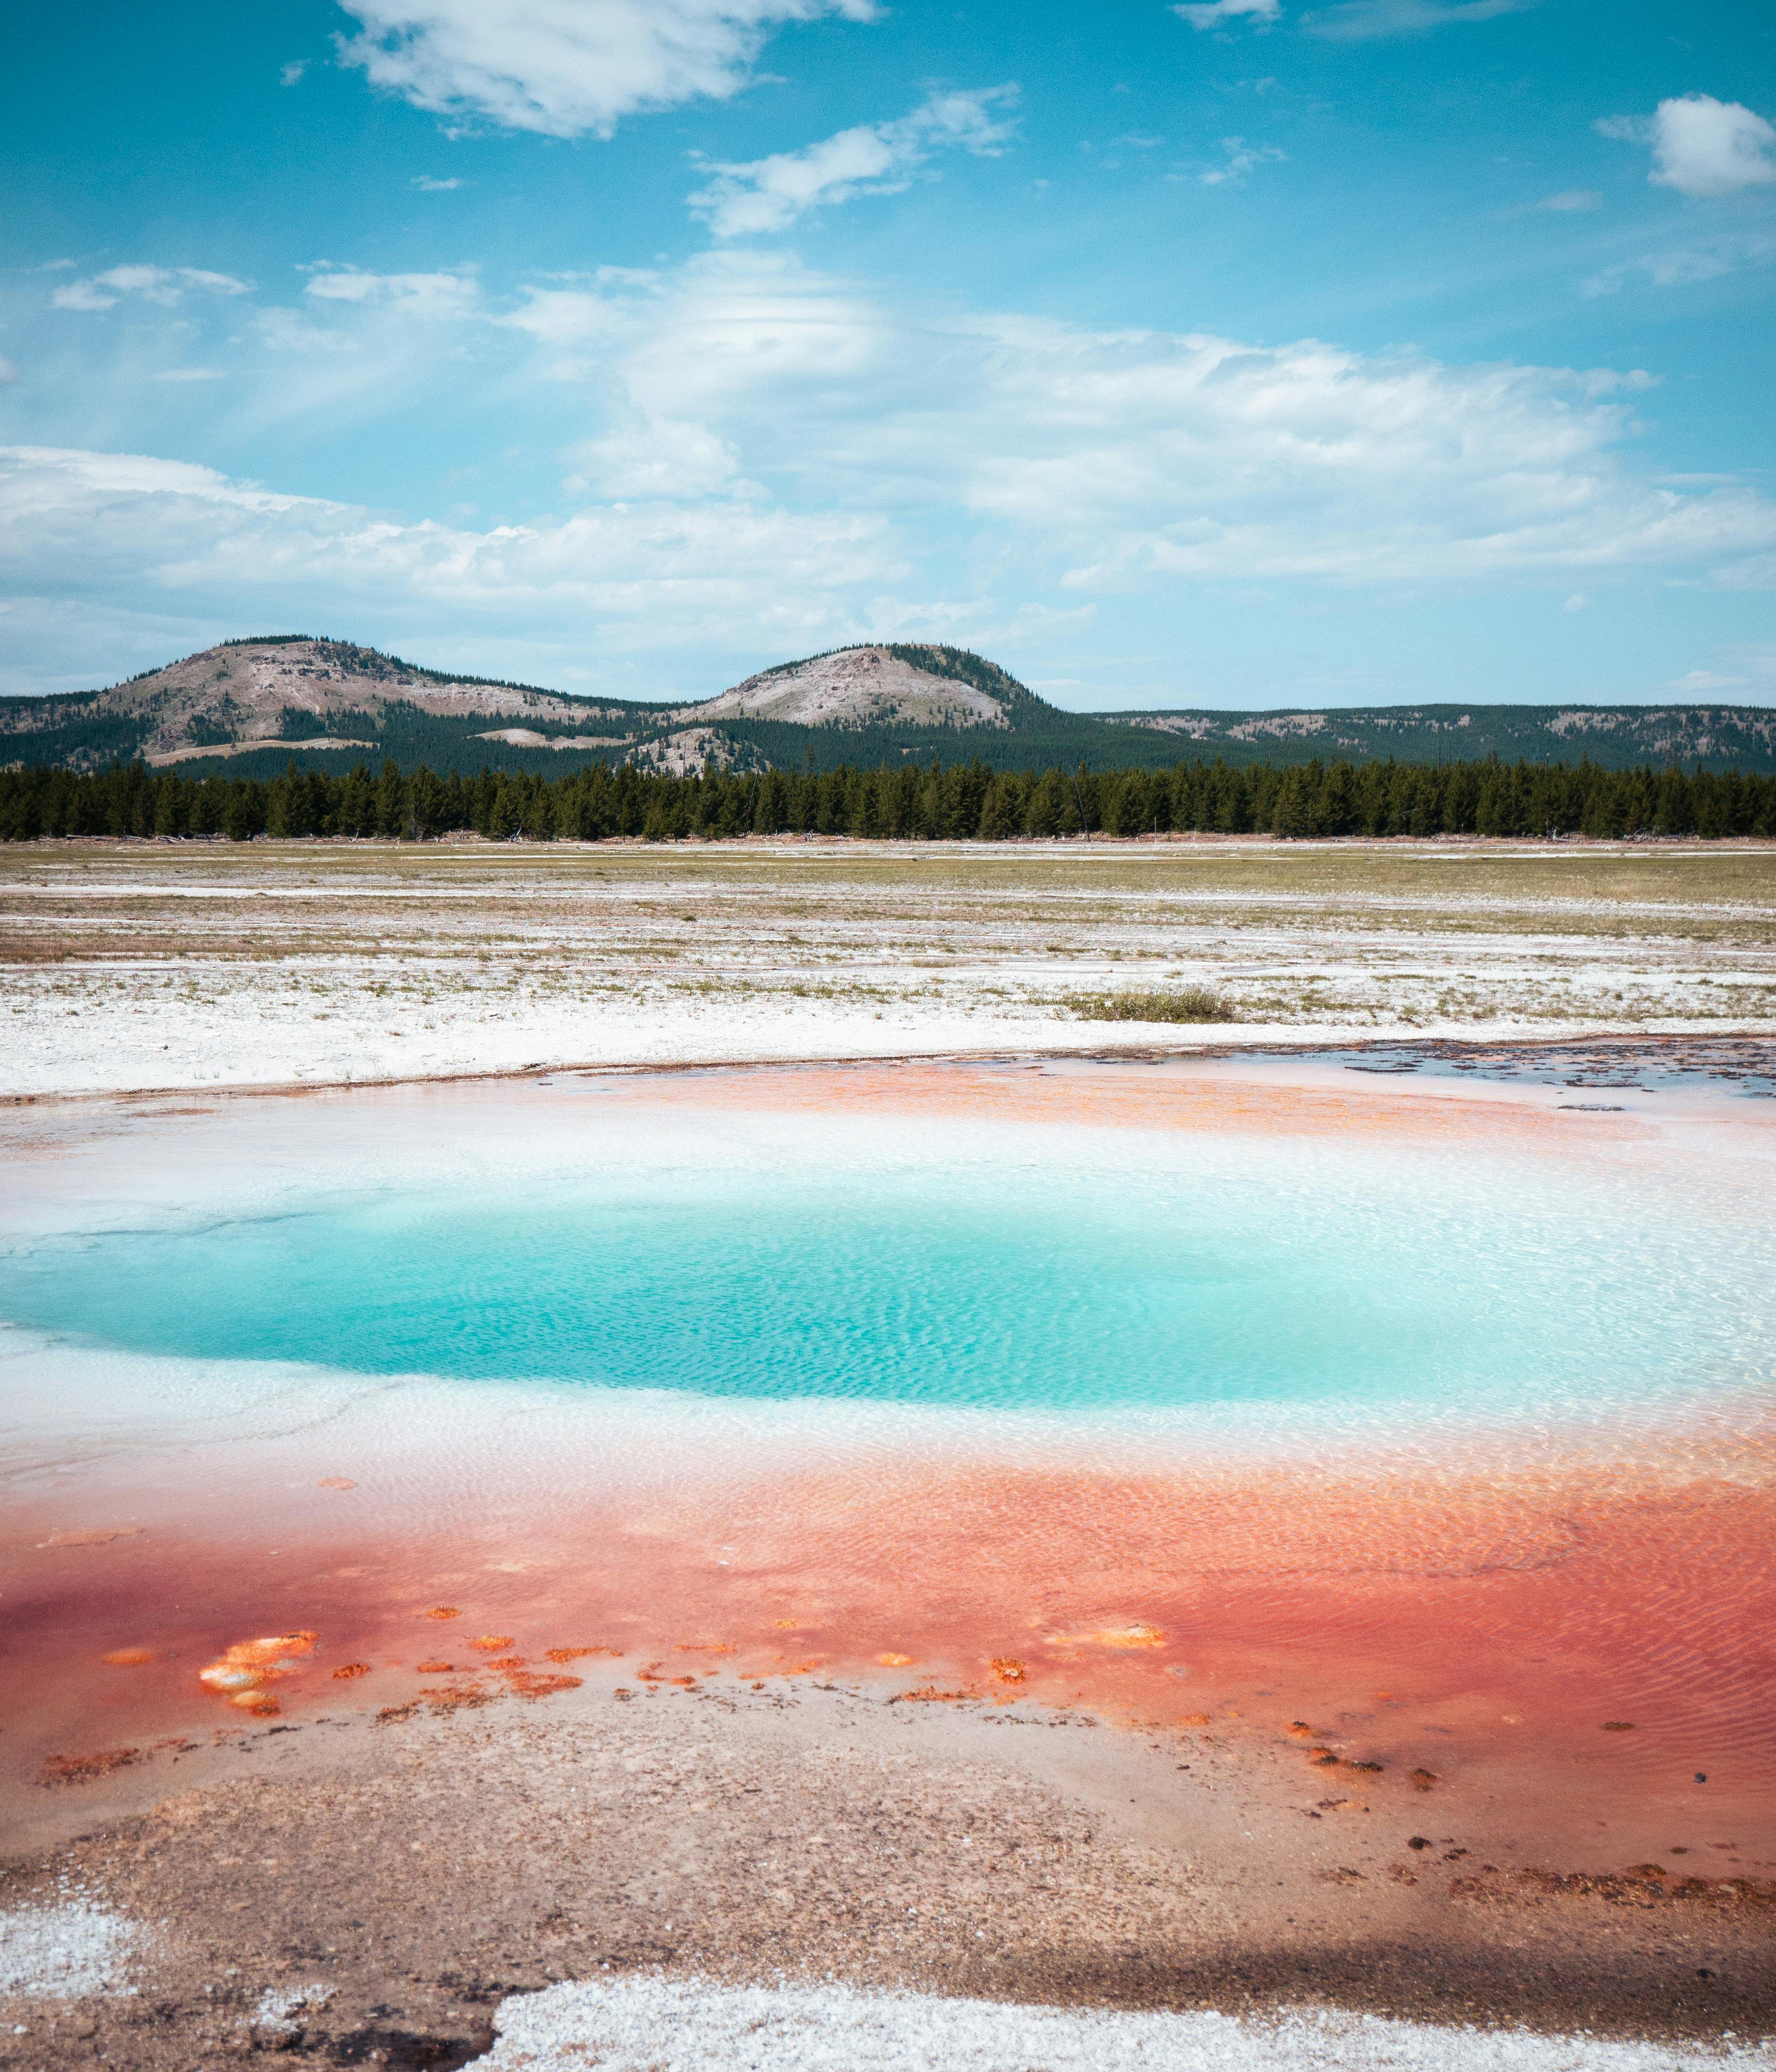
[1,1132,1765,1420]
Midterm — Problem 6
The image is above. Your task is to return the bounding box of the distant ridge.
[3,636,1773,778]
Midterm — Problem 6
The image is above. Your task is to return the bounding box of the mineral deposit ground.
[4,837,1775,1099]
[4,1673,1774,2068]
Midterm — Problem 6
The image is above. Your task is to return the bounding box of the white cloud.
[1583,228,1776,296]
[481,252,1776,592]
[689,87,1019,239]
[1711,555,1776,593]
[1648,94,1776,199]
[411,174,463,191]
[0,444,900,654]
[565,416,744,498]
[1535,189,1601,212]
[239,272,497,431]
[12,253,1776,677]
[1562,592,1589,611]
[1196,137,1287,185]
[1670,669,1750,691]
[152,369,228,383]
[0,447,318,521]
[255,308,365,355]
[303,266,482,317]
[1303,0,1534,39]
[242,270,486,397]
[1173,0,1280,30]
[334,0,878,141]
[51,266,252,313]
[496,278,643,379]
[280,59,309,86]
[0,355,18,384]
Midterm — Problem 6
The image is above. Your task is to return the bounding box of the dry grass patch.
[1067,985,1234,1024]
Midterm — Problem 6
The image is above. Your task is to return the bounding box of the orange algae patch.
[39,1526,142,1549]
[547,1646,622,1663]
[417,1680,496,1716]
[486,1656,525,1671]
[423,1606,462,1621]
[652,1056,1638,1163]
[679,1642,736,1654]
[991,1658,1027,1684]
[878,1652,915,1668]
[42,1746,141,1786]
[332,1663,371,1680]
[230,1633,317,1669]
[417,1659,455,1674]
[316,1477,357,1490]
[101,1648,154,1667]
[504,1670,582,1700]
[1046,1622,1166,1651]
[1089,1624,1165,1650]
[469,1634,515,1651]
[891,1684,978,1704]
[197,1629,317,1709]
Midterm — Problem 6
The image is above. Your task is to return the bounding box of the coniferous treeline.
[3,751,1773,844]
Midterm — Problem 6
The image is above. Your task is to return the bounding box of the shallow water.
[2,1120,1769,1428]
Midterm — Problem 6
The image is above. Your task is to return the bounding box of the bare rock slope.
[689,647,1011,730]
[96,639,629,766]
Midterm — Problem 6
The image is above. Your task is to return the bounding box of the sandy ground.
[3,837,1774,1098]
[4,1672,1773,2068]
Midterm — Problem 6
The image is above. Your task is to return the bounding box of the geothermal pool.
[4,1055,1774,1864]
[4,1099,1765,1422]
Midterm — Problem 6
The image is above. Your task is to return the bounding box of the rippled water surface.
[3,1122,1768,1421]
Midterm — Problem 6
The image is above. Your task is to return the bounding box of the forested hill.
[3,633,1774,777]
[1095,702,1776,774]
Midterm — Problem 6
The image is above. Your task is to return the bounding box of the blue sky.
[2,0,1773,709]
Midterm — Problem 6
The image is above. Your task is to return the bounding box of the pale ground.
[4,836,1775,1098]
